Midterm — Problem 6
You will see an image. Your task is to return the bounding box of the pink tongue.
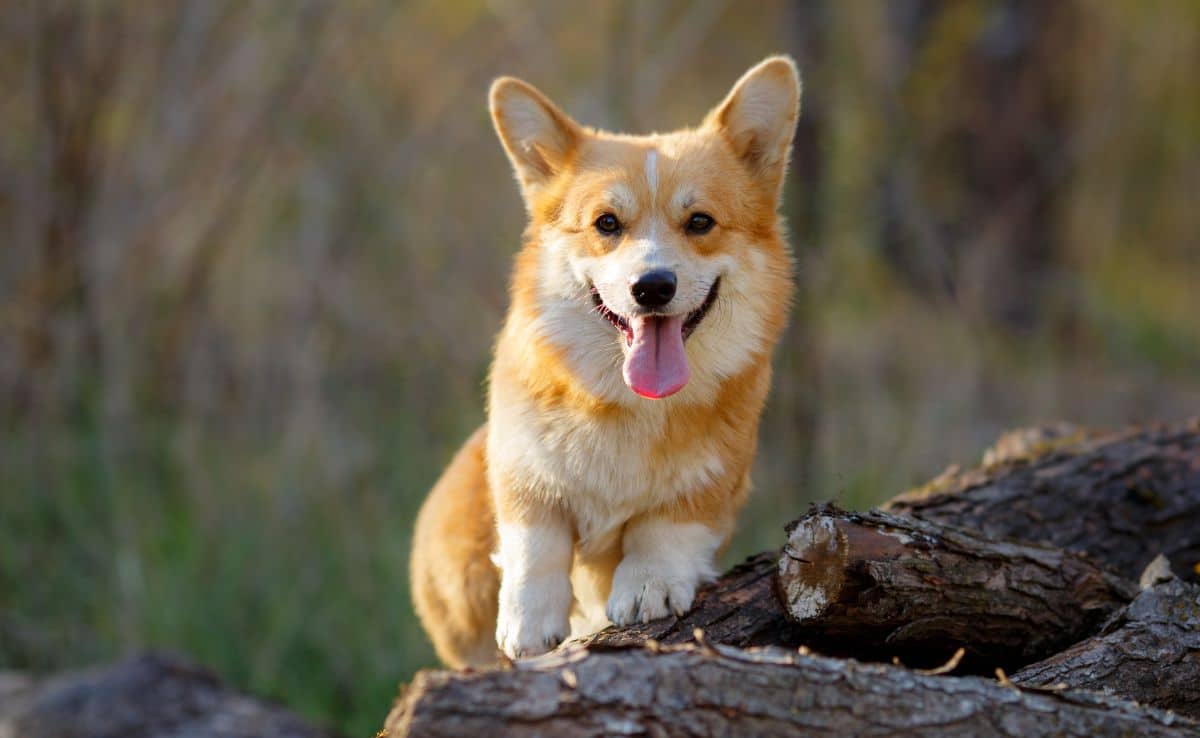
[622,314,690,399]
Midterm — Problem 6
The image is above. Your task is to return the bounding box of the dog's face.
[491,58,799,401]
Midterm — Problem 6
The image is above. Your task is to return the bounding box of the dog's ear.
[490,77,582,200]
[704,56,801,200]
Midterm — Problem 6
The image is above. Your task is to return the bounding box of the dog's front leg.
[493,504,573,659]
[606,515,725,625]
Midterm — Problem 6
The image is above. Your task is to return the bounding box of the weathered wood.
[0,652,341,738]
[887,418,1200,583]
[384,640,1200,738]
[1012,556,1200,719]
[776,506,1138,669]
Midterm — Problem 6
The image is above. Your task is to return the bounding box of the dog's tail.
[410,425,501,667]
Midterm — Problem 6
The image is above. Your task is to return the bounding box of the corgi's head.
[490,57,800,402]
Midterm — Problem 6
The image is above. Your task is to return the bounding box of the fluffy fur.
[410,56,801,666]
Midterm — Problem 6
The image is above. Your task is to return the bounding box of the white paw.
[495,577,572,659]
[605,557,706,626]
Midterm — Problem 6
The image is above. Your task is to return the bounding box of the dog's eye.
[686,212,715,234]
[594,213,621,235]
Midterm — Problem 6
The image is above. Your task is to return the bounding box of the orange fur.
[411,56,801,666]
[409,426,500,667]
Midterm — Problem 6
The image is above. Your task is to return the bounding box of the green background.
[2,2,1198,735]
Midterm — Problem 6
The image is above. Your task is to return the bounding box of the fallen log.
[775,507,1138,669]
[886,418,1200,583]
[386,421,1200,736]
[1011,555,1200,719]
[383,640,1200,738]
[0,652,341,738]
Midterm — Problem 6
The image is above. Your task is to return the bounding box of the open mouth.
[589,278,720,399]
[591,288,633,344]
[590,278,720,347]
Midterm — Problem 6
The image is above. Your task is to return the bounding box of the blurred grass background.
[1,1,1198,735]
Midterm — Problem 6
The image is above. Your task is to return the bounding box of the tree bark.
[0,652,341,738]
[775,507,1137,670]
[384,641,1199,738]
[1011,556,1200,720]
[886,418,1200,583]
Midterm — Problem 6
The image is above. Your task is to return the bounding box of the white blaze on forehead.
[644,149,658,196]
[644,148,661,243]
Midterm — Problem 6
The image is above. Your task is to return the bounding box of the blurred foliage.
[1,1,1198,734]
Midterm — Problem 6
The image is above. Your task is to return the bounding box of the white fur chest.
[487,388,727,552]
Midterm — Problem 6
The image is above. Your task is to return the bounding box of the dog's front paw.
[605,557,704,626]
[495,578,571,659]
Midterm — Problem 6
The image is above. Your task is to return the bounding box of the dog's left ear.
[705,56,801,200]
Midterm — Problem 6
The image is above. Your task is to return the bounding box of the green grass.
[0,401,457,736]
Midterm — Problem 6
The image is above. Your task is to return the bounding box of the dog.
[410,56,800,667]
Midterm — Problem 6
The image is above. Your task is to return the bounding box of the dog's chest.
[540,408,724,544]
[482,374,724,549]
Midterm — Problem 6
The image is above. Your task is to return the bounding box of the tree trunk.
[1011,556,1200,720]
[886,419,1200,583]
[384,641,1198,738]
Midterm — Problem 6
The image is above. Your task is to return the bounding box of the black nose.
[630,270,677,307]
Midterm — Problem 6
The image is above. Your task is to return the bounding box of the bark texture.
[886,418,1200,583]
[776,507,1138,669]
[1011,556,1200,719]
[384,641,1199,738]
[0,652,340,738]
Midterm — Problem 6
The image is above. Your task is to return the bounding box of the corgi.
[410,56,800,667]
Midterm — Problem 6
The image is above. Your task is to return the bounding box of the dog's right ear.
[490,77,582,200]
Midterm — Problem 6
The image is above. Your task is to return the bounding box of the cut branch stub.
[777,506,1138,669]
